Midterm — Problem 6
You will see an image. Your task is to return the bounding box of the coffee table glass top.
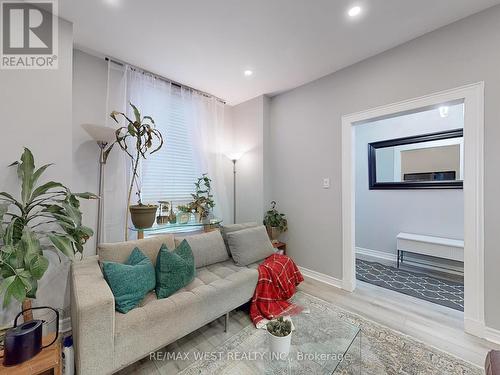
[225,308,361,374]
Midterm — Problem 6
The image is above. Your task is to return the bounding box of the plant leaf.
[0,275,15,307]
[19,228,42,265]
[19,148,35,205]
[130,102,141,123]
[48,234,75,258]
[73,192,98,200]
[29,254,49,280]
[31,163,52,190]
[2,275,26,307]
[31,181,64,201]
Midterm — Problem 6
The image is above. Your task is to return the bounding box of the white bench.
[396,232,464,268]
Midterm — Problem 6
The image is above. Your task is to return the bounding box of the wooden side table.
[273,241,287,255]
[0,334,61,375]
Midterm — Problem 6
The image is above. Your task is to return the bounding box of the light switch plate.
[323,178,330,189]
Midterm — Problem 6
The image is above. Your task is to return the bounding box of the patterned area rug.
[356,259,464,311]
[179,291,481,375]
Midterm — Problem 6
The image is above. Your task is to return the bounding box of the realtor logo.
[1,0,58,69]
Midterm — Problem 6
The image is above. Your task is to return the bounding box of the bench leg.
[224,312,229,333]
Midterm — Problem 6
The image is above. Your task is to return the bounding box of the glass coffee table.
[218,310,362,374]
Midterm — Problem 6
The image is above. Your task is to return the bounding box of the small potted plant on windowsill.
[263,201,288,243]
[189,174,215,222]
[267,317,292,356]
[176,204,192,224]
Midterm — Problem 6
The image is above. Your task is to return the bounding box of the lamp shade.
[81,124,116,143]
[225,152,244,161]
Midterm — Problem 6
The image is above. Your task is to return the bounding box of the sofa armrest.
[70,256,115,375]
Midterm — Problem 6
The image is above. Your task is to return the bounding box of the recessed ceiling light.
[104,0,120,7]
[244,70,253,77]
[348,6,362,17]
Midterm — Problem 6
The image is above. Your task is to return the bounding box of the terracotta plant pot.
[130,205,158,229]
[266,226,281,243]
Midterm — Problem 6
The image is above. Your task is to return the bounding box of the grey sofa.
[70,230,259,375]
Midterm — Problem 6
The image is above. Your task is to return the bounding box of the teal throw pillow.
[156,240,195,299]
[102,247,156,313]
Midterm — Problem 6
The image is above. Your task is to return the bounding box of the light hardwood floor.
[299,275,500,368]
[119,274,499,374]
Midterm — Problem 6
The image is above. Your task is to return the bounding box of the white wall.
[355,106,464,257]
[268,6,500,329]
[230,95,271,223]
[0,19,76,324]
[72,49,109,254]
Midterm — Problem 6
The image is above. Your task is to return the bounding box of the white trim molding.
[484,326,500,345]
[299,266,343,289]
[356,247,397,262]
[341,82,485,338]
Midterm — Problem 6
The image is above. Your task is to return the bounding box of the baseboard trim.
[484,326,500,345]
[356,246,464,275]
[299,266,343,289]
[356,247,396,262]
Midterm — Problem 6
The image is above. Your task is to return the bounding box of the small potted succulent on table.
[267,317,293,356]
[263,201,288,243]
[176,204,192,224]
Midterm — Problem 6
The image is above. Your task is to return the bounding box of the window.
[140,91,201,208]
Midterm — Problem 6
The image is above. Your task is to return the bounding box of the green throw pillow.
[156,240,195,299]
[102,248,155,313]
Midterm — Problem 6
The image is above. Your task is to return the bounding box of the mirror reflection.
[375,136,463,183]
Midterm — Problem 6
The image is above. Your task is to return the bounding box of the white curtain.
[189,93,231,222]
[103,61,128,243]
[104,65,230,241]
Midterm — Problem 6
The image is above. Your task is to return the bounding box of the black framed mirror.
[368,129,463,190]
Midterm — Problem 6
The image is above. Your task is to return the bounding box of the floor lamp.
[81,124,116,246]
[226,152,244,224]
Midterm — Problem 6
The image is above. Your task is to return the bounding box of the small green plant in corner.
[189,173,215,219]
[267,316,292,337]
[263,201,288,232]
[0,148,97,311]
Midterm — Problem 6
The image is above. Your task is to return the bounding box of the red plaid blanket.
[249,253,304,326]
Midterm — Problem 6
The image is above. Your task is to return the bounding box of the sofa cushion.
[98,234,175,266]
[155,240,195,299]
[221,222,259,255]
[113,260,259,369]
[102,248,155,313]
[175,230,229,268]
[226,225,275,266]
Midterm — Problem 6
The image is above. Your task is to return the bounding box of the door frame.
[341,82,485,337]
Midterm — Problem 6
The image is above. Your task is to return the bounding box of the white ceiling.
[60,0,500,105]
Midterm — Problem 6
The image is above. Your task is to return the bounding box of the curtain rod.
[104,57,226,104]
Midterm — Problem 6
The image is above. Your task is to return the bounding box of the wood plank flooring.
[298,275,500,368]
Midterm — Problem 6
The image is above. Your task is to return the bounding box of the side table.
[0,334,61,375]
[273,241,287,255]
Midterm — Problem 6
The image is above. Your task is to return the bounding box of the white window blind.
[140,91,201,207]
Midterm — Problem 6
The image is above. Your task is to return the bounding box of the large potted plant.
[189,174,215,222]
[263,201,288,242]
[0,148,96,319]
[267,316,292,356]
[110,103,163,239]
